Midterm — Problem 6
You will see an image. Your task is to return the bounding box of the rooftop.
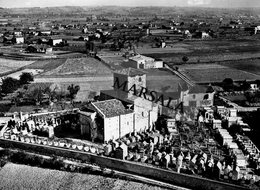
[129,54,154,62]
[92,99,133,118]
[114,67,146,77]
[189,85,214,94]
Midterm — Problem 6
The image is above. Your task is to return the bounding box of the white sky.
[0,0,259,8]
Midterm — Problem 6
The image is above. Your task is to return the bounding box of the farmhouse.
[125,54,163,69]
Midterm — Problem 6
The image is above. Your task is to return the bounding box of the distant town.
[0,6,260,190]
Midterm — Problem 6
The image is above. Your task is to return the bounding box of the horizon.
[1,0,260,9]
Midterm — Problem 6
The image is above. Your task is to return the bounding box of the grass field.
[0,163,169,190]
[178,64,260,83]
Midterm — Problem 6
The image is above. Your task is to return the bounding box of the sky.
[0,0,259,8]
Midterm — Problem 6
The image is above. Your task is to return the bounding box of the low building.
[125,54,164,69]
[81,99,134,142]
[49,38,63,46]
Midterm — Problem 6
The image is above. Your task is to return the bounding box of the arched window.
[204,94,209,100]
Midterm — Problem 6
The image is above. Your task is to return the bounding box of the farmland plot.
[0,163,169,190]
[0,58,34,74]
[179,64,260,83]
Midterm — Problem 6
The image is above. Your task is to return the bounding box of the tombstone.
[90,146,96,153]
[176,152,184,173]
[139,148,145,158]
[148,140,154,155]
[162,152,170,168]
[232,166,240,181]
[129,135,136,143]
[150,135,158,145]
[141,155,148,163]
[48,126,54,138]
[104,143,112,156]
[112,140,119,151]
[185,152,191,162]
[125,139,131,145]
[115,142,128,160]
[155,151,162,165]
[133,152,141,162]
[135,134,141,142]
[169,151,176,165]
[120,142,128,159]
[126,152,134,161]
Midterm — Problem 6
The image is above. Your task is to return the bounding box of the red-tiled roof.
[92,99,133,118]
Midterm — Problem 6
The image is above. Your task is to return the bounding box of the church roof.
[92,99,133,118]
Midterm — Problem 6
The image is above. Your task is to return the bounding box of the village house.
[183,85,215,108]
[49,38,63,46]
[39,30,52,36]
[13,31,23,36]
[13,36,24,44]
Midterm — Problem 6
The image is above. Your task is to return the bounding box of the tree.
[29,88,44,105]
[67,84,80,101]
[241,80,251,91]
[19,72,34,85]
[222,78,234,91]
[1,77,20,94]
[182,56,189,63]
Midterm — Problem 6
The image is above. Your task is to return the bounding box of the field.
[146,69,185,93]
[143,39,260,64]
[0,163,169,190]
[24,59,67,72]
[42,57,112,76]
[0,58,34,75]
[220,59,260,76]
[178,64,260,83]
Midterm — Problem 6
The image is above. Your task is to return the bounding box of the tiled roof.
[189,85,212,94]
[92,99,133,118]
[114,68,146,76]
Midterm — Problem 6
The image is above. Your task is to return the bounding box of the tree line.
[0,72,80,106]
